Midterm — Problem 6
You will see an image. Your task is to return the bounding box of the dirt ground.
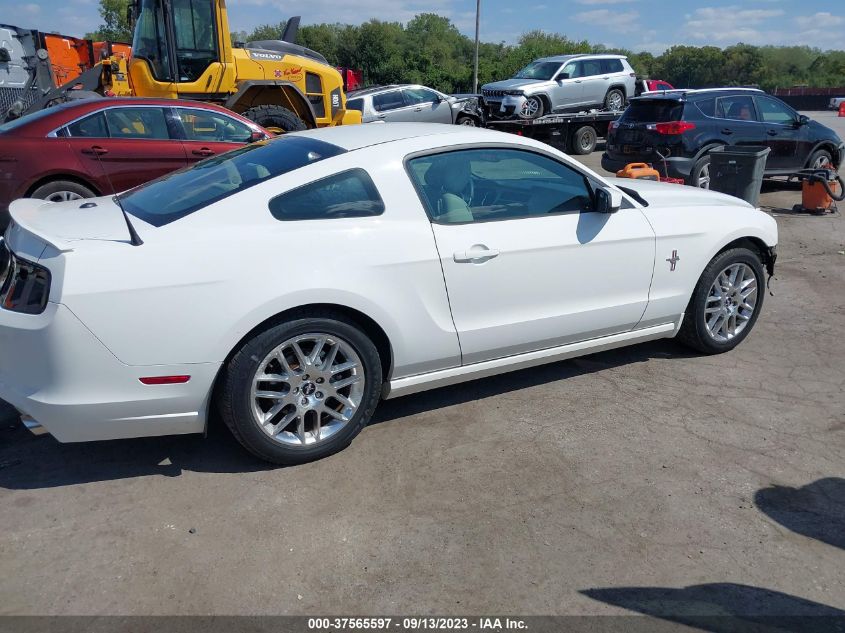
[0,113,843,621]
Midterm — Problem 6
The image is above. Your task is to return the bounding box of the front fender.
[637,204,777,328]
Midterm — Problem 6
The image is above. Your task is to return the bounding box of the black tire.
[217,312,382,465]
[688,153,712,189]
[519,96,545,120]
[455,115,477,126]
[807,148,833,170]
[604,88,625,111]
[242,105,308,133]
[30,179,96,202]
[570,125,597,155]
[677,247,765,355]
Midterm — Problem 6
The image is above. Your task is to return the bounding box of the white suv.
[481,54,636,119]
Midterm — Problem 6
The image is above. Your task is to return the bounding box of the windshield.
[119,136,346,226]
[514,61,562,81]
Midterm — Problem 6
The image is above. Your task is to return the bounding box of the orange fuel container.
[616,162,660,181]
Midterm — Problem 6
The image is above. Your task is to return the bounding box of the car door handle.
[574,80,582,83]
[192,148,215,156]
[82,145,108,155]
[414,107,423,112]
[453,247,500,263]
[377,113,386,119]
[720,128,734,135]
[767,129,778,136]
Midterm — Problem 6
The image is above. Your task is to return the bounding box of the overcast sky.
[4,0,844,54]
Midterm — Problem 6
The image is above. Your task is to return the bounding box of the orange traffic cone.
[839,101,845,117]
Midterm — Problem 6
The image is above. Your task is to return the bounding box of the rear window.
[0,103,76,134]
[119,135,346,226]
[621,100,684,123]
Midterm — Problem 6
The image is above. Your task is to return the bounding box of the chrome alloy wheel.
[520,97,541,118]
[812,154,830,169]
[607,91,624,110]
[704,263,758,342]
[44,191,84,202]
[250,333,365,446]
[698,163,711,189]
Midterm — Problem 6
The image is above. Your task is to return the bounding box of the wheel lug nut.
[294,387,299,394]
[315,392,323,399]
[301,397,308,405]
[316,377,324,384]
[302,374,309,380]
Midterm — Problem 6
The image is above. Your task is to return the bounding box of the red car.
[0,98,270,231]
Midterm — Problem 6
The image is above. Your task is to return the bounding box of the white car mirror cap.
[597,186,622,214]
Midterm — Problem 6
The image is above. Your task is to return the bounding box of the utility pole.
[473,0,480,94]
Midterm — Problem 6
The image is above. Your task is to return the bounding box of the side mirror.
[556,72,570,81]
[796,114,810,126]
[596,186,622,213]
[249,130,267,142]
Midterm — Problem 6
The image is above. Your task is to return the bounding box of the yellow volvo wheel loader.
[2,0,361,131]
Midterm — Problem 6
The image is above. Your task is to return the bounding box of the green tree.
[85,0,131,42]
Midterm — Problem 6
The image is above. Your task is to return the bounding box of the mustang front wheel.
[678,247,765,354]
[217,314,382,464]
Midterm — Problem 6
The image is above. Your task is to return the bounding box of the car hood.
[482,78,544,91]
[8,196,142,252]
[607,177,755,209]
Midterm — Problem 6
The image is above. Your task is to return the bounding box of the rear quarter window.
[346,98,364,112]
[601,59,624,73]
[269,168,385,221]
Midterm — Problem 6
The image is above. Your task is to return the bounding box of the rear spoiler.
[8,199,75,252]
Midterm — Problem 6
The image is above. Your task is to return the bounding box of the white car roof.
[290,122,504,152]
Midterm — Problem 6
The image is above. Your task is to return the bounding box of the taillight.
[0,239,51,314]
[608,120,619,131]
[650,121,696,135]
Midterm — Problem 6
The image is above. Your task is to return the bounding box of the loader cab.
[129,0,234,97]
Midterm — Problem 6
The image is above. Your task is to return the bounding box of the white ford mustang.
[0,123,777,464]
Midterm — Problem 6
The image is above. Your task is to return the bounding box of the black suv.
[602,88,844,187]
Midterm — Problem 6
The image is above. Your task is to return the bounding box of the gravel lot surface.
[0,112,843,620]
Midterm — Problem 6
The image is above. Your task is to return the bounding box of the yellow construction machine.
[3,0,361,131]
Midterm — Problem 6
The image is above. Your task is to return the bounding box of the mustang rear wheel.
[217,314,382,464]
[678,247,765,354]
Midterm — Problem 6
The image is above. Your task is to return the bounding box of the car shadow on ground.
[754,478,845,550]
[581,583,845,632]
[0,339,695,490]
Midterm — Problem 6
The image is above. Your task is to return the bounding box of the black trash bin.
[709,145,771,207]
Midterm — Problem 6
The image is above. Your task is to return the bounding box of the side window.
[695,98,716,118]
[757,96,796,124]
[716,96,756,122]
[104,107,170,139]
[176,107,253,143]
[65,112,108,137]
[171,0,217,82]
[407,148,595,225]
[404,88,440,105]
[601,59,623,73]
[346,98,364,112]
[582,60,603,77]
[373,91,406,112]
[269,168,385,221]
[561,62,579,78]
